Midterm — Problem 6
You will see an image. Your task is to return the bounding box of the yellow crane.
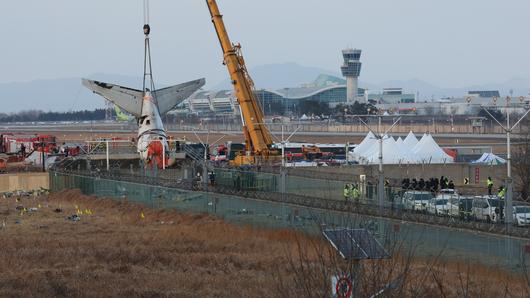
[206,0,278,166]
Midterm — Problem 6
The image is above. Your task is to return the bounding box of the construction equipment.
[206,0,278,166]
[301,145,323,161]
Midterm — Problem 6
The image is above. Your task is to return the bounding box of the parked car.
[436,189,457,199]
[427,198,450,215]
[402,191,433,212]
[472,196,503,223]
[456,197,474,220]
[513,205,530,227]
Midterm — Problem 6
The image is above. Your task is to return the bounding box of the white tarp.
[413,134,454,164]
[403,131,418,148]
[472,152,506,165]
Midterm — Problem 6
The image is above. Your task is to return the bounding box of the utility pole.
[482,100,530,224]
[377,117,384,213]
[356,115,401,213]
[41,142,46,172]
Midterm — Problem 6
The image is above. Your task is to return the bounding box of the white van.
[472,196,503,223]
[402,191,433,212]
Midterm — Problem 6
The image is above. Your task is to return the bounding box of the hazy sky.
[1,0,529,88]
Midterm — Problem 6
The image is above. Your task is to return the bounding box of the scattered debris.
[67,214,81,222]
[1,188,50,199]
[28,207,38,212]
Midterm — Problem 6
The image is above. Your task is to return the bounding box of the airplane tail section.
[155,78,205,115]
[83,78,205,117]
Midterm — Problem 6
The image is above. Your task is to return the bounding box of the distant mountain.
[0,73,159,113]
[211,62,341,90]
[312,74,346,88]
[1,64,528,113]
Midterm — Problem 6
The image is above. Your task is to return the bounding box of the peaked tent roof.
[403,131,418,148]
[353,131,376,155]
[361,136,413,164]
[395,137,419,163]
[472,153,506,165]
[413,134,454,164]
[412,133,428,153]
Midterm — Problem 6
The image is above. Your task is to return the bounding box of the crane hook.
[143,24,151,36]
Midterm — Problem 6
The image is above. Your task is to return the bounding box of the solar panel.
[323,228,390,260]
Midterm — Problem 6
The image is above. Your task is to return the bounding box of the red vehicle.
[0,134,56,155]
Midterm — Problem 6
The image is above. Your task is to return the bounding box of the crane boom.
[206,0,274,162]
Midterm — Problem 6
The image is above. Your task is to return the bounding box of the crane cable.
[142,0,157,98]
[143,0,150,25]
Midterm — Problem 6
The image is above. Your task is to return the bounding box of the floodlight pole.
[355,115,401,213]
[106,140,110,171]
[482,102,530,224]
[162,140,166,170]
[377,117,384,213]
[506,109,512,224]
[280,124,286,195]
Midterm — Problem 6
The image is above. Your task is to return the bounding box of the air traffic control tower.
[340,48,362,102]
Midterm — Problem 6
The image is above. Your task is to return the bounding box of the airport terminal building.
[181,84,417,115]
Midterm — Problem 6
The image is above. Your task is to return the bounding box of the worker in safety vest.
[497,186,506,199]
[343,184,350,200]
[487,177,493,195]
[351,184,360,201]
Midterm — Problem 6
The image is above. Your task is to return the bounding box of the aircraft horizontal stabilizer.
[82,78,205,117]
[82,79,143,117]
[155,78,205,115]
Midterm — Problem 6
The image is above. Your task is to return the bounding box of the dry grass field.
[0,189,528,297]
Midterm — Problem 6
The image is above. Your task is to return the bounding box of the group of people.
[343,183,360,201]
[401,176,456,194]
[487,176,507,199]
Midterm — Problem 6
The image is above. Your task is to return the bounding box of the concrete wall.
[0,172,49,192]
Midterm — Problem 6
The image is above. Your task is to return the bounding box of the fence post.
[106,140,110,171]
[162,140,166,170]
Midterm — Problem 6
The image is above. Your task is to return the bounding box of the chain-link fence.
[50,170,530,271]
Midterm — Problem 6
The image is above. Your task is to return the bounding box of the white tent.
[412,133,428,153]
[395,137,419,163]
[353,131,376,155]
[359,136,412,164]
[403,131,418,148]
[472,153,506,165]
[413,134,454,164]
